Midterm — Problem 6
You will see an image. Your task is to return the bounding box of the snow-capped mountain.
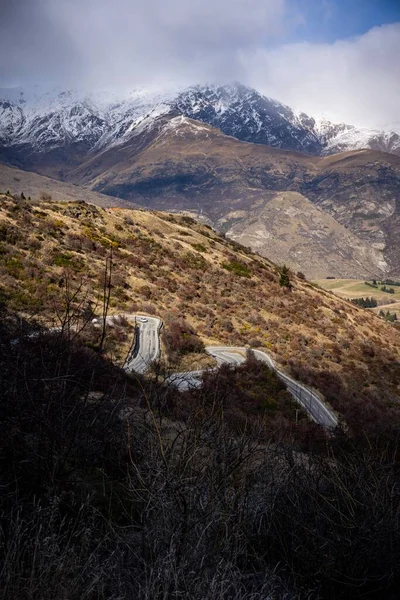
[0,87,174,153]
[173,83,323,154]
[315,118,400,156]
[1,83,399,163]
[0,89,107,151]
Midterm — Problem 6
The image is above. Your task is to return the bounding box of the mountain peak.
[1,82,399,160]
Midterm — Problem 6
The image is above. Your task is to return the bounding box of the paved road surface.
[123,316,162,374]
[120,316,338,429]
[166,370,206,391]
[206,347,338,429]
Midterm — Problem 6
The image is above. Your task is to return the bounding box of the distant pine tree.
[278,264,292,289]
[351,297,377,308]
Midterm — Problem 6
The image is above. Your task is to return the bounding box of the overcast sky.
[0,0,399,128]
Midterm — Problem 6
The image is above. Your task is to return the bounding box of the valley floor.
[313,278,400,304]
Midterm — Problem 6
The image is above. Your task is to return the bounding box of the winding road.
[207,347,338,429]
[122,315,338,429]
[123,316,162,374]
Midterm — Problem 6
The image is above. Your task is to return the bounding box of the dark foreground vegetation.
[1,307,400,600]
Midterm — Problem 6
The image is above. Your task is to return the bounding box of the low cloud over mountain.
[1,1,399,128]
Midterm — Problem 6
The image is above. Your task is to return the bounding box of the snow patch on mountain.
[314,117,400,156]
[0,83,399,158]
[163,115,212,136]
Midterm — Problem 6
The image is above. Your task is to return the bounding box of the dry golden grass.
[0,192,399,415]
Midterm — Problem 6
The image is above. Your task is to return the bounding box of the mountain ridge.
[1,82,399,162]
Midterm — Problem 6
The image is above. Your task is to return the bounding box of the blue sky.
[289,0,400,42]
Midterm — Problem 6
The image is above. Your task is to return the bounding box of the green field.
[313,279,400,308]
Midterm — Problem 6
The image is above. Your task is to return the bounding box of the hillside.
[0,162,131,208]
[64,116,400,278]
[3,301,400,600]
[1,190,400,429]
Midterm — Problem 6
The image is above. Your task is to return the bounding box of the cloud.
[0,0,287,88]
[0,1,399,128]
[0,0,81,86]
[243,22,400,128]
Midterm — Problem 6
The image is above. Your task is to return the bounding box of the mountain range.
[1,82,400,278]
[1,82,399,160]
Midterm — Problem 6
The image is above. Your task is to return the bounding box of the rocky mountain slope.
[316,118,400,156]
[224,191,387,279]
[173,83,322,153]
